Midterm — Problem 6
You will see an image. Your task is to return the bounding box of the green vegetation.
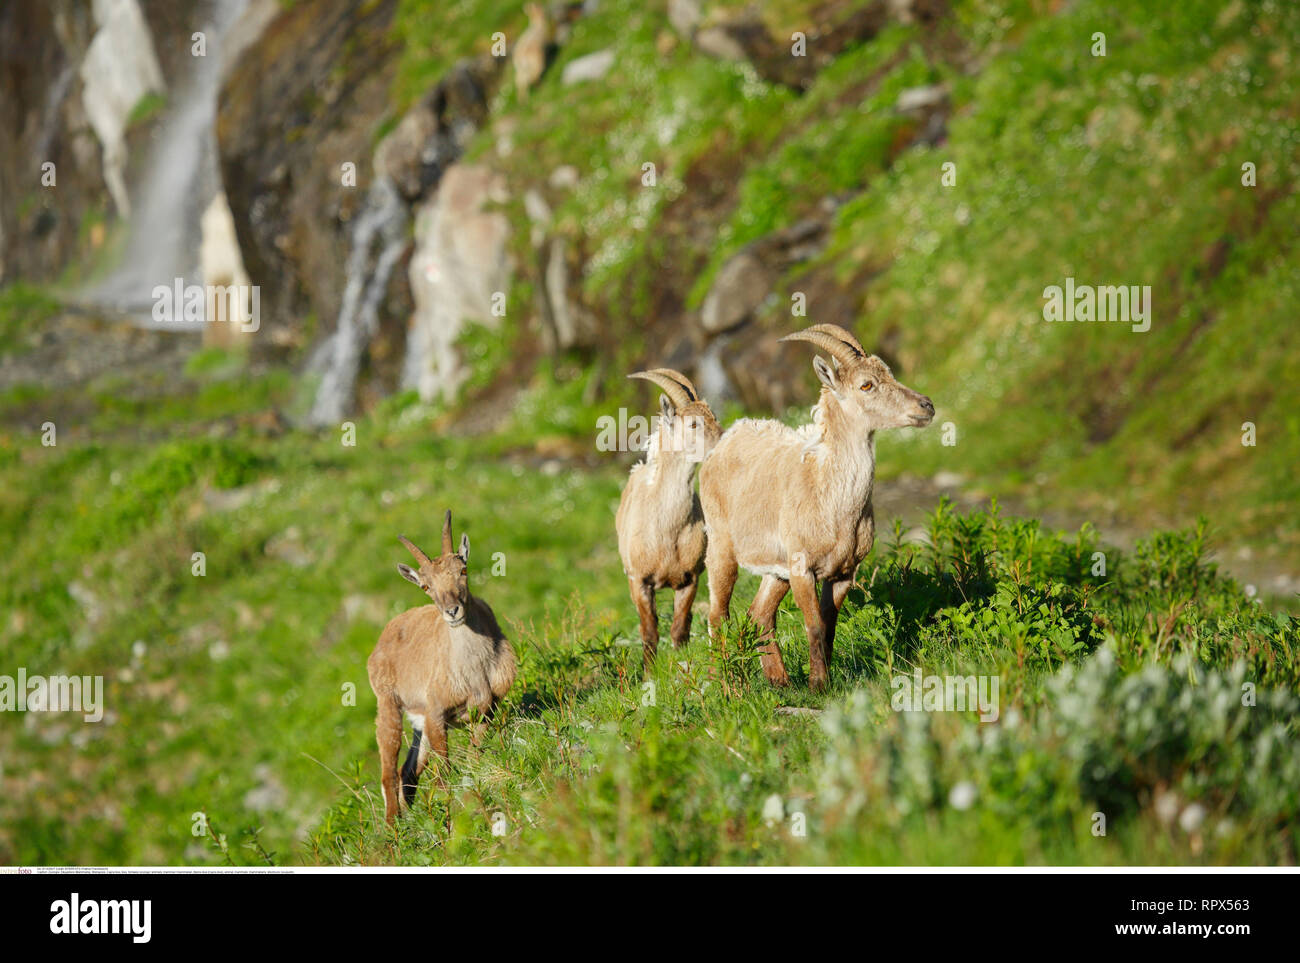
[2,349,1296,864]
[2,0,1297,867]
[433,0,1300,567]
[821,0,1300,555]
[0,282,61,351]
[126,91,168,129]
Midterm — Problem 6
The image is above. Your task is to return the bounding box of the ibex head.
[629,368,722,464]
[396,511,471,626]
[779,324,934,431]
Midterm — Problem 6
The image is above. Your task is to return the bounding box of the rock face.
[0,0,209,286]
[80,0,166,218]
[0,1,95,285]
[699,218,830,334]
[690,0,948,91]
[700,252,771,334]
[217,0,508,419]
[216,0,406,351]
[373,56,500,203]
[403,165,510,403]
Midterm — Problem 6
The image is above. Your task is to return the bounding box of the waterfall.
[304,177,410,427]
[87,0,248,325]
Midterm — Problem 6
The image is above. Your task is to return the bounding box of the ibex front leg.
[468,695,496,748]
[425,717,450,788]
[747,574,791,687]
[819,575,853,669]
[790,570,830,693]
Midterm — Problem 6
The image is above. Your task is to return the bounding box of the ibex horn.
[778,324,866,367]
[398,534,434,567]
[628,368,698,408]
[441,509,454,556]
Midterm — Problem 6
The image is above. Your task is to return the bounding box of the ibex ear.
[458,532,470,562]
[397,563,422,587]
[659,394,677,424]
[813,355,841,395]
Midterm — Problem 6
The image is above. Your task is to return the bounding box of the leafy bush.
[815,650,1300,864]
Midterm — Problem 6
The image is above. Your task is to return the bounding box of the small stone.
[1153,789,1180,825]
[694,26,747,62]
[700,251,770,332]
[561,49,616,86]
[896,84,949,113]
[548,165,579,190]
[948,781,977,811]
[668,0,702,36]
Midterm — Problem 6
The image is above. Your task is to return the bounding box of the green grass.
[126,91,168,129]
[0,283,61,353]
[2,353,1296,865]
[3,0,1299,867]
[411,0,1300,568]
[808,0,1300,549]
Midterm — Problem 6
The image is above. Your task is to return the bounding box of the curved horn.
[441,509,454,556]
[398,534,433,568]
[627,368,698,407]
[778,324,865,367]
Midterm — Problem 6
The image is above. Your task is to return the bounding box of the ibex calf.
[699,324,934,692]
[367,512,516,824]
[616,369,722,669]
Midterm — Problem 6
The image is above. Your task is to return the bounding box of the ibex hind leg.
[375,696,404,825]
[400,726,425,807]
[630,576,659,670]
[705,538,739,645]
[669,577,698,649]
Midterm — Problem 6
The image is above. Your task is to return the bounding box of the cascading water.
[88,0,247,326]
[305,176,410,427]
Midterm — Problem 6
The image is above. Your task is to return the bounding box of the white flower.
[1179,803,1207,834]
[761,794,784,827]
[948,781,977,811]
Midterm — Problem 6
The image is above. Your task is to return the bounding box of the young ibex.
[616,369,722,669]
[698,324,934,691]
[367,512,516,824]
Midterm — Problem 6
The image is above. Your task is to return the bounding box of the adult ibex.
[616,369,722,669]
[698,324,934,691]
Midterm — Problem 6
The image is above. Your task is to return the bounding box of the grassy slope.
[1,356,1296,865]
[440,0,1300,563]
[826,0,1300,549]
[1,0,1298,866]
